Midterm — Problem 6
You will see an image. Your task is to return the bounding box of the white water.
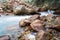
[0,16,31,36]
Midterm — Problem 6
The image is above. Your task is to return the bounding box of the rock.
[30,19,45,31]
[19,14,40,27]
[52,17,60,31]
[13,5,27,15]
[45,15,60,31]
[19,31,35,40]
[28,14,40,22]
[38,7,48,12]
[46,14,54,22]
[55,17,60,24]
[40,16,47,21]
[36,30,46,40]
[53,10,60,15]
[0,8,3,13]
[0,35,10,40]
[2,3,13,13]
[13,4,39,15]
[19,14,60,40]
[46,29,60,40]
[19,19,30,27]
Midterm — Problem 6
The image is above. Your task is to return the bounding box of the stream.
[0,11,54,40]
[0,15,31,36]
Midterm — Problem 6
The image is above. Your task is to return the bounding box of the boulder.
[19,19,30,27]
[36,30,46,40]
[30,19,45,31]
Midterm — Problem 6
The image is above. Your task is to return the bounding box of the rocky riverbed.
[0,11,54,40]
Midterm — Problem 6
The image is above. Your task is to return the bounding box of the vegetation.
[26,0,60,10]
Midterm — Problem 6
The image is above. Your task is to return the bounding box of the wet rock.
[46,14,55,22]
[40,16,47,21]
[19,19,30,27]
[30,19,45,31]
[19,14,40,27]
[36,30,47,40]
[29,14,40,22]
[0,35,10,40]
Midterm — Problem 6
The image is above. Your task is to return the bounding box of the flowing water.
[0,16,31,36]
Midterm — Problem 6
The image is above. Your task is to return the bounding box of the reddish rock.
[29,14,40,22]
[36,30,46,40]
[30,19,45,31]
[40,16,47,21]
[19,19,30,27]
[53,17,60,31]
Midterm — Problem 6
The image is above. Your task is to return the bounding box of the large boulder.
[30,19,45,31]
[13,5,39,15]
